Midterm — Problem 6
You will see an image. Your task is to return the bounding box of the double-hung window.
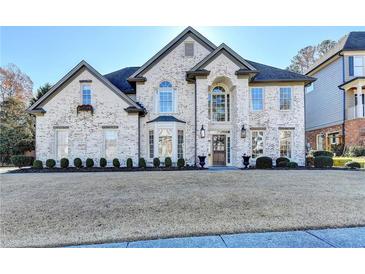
[251,88,263,111]
[280,130,292,158]
[251,130,264,159]
[56,130,68,160]
[82,85,91,105]
[280,87,292,110]
[159,81,174,113]
[177,130,184,159]
[104,130,118,160]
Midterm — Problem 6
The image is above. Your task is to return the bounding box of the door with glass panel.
[212,135,226,166]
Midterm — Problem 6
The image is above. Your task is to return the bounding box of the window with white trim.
[55,129,68,160]
[158,81,174,113]
[280,130,292,158]
[82,85,91,105]
[104,130,118,160]
[209,86,230,122]
[158,128,173,158]
[251,88,263,111]
[280,87,292,110]
[317,134,324,150]
[251,130,264,159]
[354,56,364,76]
[149,130,154,158]
[177,130,184,159]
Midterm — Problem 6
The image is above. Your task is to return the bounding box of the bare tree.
[0,64,33,102]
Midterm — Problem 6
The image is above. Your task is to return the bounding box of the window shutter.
[349,56,354,76]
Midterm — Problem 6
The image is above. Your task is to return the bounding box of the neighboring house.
[27,27,314,167]
[305,31,365,151]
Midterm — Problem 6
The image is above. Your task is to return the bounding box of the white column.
[356,84,363,118]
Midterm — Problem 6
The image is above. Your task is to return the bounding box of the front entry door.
[212,135,226,166]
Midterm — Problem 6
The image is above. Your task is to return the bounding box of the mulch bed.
[8,166,206,174]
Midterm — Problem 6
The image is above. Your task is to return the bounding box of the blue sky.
[1,26,365,93]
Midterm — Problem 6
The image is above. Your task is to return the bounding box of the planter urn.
[198,156,206,168]
[242,154,251,169]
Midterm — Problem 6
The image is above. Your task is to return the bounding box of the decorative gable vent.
[185,42,194,57]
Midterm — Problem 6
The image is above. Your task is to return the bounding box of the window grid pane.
[159,91,173,113]
[251,131,264,159]
[227,136,231,164]
[104,130,118,160]
[56,130,68,160]
[251,88,263,111]
[149,130,154,158]
[177,130,184,159]
[280,88,291,110]
[82,86,91,105]
[280,130,292,158]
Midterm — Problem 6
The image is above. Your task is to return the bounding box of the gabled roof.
[27,60,143,114]
[146,115,186,124]
[189,43,257,72]
[104,67,139,94]
[306,31,365,75]
[128,27,217,81]
[247,60,316,84]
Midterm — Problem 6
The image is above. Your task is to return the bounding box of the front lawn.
[333,157,365,168]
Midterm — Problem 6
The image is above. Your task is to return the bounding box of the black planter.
[242,155,251,169]
[198,156,206,168]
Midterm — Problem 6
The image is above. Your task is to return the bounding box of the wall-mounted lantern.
[200,125,206,138]
[241,125,247,138]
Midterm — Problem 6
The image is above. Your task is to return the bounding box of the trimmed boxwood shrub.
[60,158,69,168]
[314,156,333,168]
[126,158,133,168]
[46,159,56,168]
[312,150,334,158]
[113,158,120,168]
[139,158,146,168]
[10,155,34,168]
[277,161,288,168]
[276,157,290,166]
[153,158,160,168]
[32,160,43,169]
[99,158,107,168]
[86,158,94,168]
[345,161,361,169]
[287,161,299,168]
[74,158,82,168]
[177,158,185,168]
[165,157,172,168]
[256,156,273,169]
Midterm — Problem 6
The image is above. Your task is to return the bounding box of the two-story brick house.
[27,27,314,167]
[305,31,365,151]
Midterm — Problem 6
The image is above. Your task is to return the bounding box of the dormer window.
[185,42,194,57]
[82,85,91,105]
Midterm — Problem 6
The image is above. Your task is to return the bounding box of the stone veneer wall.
[136,35,211,164]
[35,68,139,166]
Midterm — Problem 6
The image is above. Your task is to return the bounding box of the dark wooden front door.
[212,135,226,166]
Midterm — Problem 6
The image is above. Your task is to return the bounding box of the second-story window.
[280,87,292,110]
[159,81,174,113]
[82,85,91,105]
[209,86,230,122]
[251,88,263,111]
[354,56,364,76]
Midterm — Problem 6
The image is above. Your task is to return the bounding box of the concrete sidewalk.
[67,226,365,248]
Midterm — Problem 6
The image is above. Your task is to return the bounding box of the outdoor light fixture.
[241,125,247,138]
[200,125,205,138]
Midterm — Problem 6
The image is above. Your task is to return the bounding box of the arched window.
[158,81,174,113]
[208,86,230,122]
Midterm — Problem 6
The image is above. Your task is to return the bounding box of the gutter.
[341,55,346,147]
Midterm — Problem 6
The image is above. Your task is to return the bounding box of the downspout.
[304,84,307,155]
[341,54,346,148]
[194,79,197,167]
[138,114,141,161]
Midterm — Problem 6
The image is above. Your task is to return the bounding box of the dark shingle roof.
[147,116,186,123]
[247,60,315,83]
[343,31,365,50]
[104,67,139,94]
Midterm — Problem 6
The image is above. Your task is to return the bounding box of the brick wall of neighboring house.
[344,118,365,146]
[306,124,343,151]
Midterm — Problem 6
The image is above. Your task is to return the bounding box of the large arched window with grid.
[158,81,174,113]
[208,86,230,122]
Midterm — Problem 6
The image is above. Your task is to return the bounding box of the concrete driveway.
[1,169,364,247]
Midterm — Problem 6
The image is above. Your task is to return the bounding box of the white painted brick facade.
[35,35,305,167]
